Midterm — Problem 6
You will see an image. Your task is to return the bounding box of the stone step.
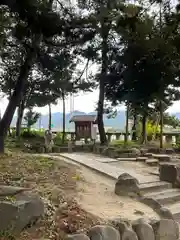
[145,189,180,205]
[165,202,180,221]
[116,158,137,161]
[136,157,148,162]
[145,159,159,166]
[152,154,171,162]
[139,181,171,193]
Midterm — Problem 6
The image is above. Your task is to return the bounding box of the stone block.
[0,185,29,197]
[166,148,175,154]
[132,218,155,240]
[159,163,177,184]
[65,234,90,240]
[136,157,148,162]
[131,148,141,156]
[153,154,171,162]
[146,159,158,166]
[144,153,153,158]
[52,146,61,153]
[140,148,148,155]
[117,222,138,240]
[117,158,137,161]
[151,219,179,240]
[148,148,162,154]
[115,173,140,197]
[36,146,45,153]
[0,191,44,234]
[88,225,120,240]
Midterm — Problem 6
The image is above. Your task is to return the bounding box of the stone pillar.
[163,135,166,143]
[172,136,176,145]
[128,134,132,141]
[107,134,112,143]
[116,134,121,140]
[120,134,124,141]
[68,141,73,153]
[166,135,173,144]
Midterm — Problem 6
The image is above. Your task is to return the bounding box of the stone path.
[59,153,159,184]
[39,152,180,221]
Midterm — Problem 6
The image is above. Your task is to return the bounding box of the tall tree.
[0,0,96,152]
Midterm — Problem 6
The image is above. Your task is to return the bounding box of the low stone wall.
[65,218,179,240]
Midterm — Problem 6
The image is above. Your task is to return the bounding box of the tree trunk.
[132,112,137,141]
[0,35,41,153]
[125,104,129,144]
[48,103,52,131]
[62,92,66,144]
[160,100,163,148]
[16,100,25,137]
[97,31,108,145]
[141,114,147,144]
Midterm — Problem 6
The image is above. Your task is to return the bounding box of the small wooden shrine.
[69,115,97,140]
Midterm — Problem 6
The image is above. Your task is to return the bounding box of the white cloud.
[166,101,180,114]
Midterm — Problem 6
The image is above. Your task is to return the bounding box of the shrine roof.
[69,115,97,123]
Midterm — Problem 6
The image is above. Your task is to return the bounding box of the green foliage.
[110,140,138,148]
[163,113,180,128]
[24,108,40,131]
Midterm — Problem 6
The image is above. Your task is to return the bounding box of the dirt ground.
[76,164,160,222]
[0,153,159,239]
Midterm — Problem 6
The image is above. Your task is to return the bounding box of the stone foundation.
[65,219,179,240]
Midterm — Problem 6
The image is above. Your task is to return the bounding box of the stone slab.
[152,154,171,162]
[117,158,137,162]
[58,153,159,184]
[146,159,159,166]
[136,157,148,162]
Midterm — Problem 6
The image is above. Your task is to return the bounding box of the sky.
[0,90,180,116]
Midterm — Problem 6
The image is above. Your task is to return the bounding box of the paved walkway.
[57,153,159,184]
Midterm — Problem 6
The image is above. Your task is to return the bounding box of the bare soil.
[76,165,160,222]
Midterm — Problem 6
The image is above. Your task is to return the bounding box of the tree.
[105,1,180,146]
[77,0,129,145]
[0,0,96,152]
[24,108,40,132]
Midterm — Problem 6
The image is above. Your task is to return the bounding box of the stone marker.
[152,219,179,240]
[115,173,140,197]
[88,225,120,240]
[65,234,90,240]
[132,218,155,240]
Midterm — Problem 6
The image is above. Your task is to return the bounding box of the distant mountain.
[11,110,180,131]
[11,110,127,131]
